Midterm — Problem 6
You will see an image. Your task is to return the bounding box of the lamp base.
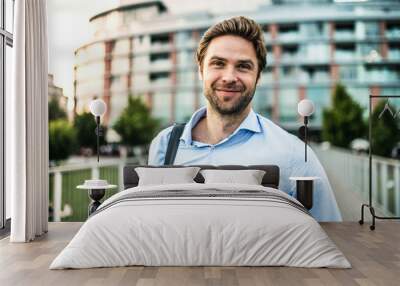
[296,180,313,210]
[88,189,105,215]
[77,179,117,216]
[289,177,319,210]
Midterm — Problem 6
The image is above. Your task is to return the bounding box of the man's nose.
[221,66,238,84]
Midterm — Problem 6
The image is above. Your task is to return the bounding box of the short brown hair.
[196,16,267,79]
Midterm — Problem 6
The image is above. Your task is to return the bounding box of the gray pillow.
[135,167,201,186]
[200,169,266,185]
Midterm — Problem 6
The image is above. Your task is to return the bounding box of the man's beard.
[204,81,256,116]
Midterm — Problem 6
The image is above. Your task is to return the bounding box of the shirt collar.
[180,106,262,146]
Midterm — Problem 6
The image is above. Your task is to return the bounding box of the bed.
[50,165,350,269]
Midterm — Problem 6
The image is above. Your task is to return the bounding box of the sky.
[47,0,266,106]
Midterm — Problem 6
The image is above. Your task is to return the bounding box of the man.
[148,16,342,222]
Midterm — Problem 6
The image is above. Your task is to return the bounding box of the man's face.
[199,35,259,116]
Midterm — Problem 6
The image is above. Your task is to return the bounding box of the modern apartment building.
[48,74,67,109]
[74,0,400,131]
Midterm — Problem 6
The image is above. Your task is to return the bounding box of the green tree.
[49,119,76,162]
[113,96,160,146]
[370,100,399,157]
[322,83,366,148]
[73,112,107,152]
[48,97,67,121]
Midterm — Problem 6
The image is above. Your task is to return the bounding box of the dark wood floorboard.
[0,222,399,286]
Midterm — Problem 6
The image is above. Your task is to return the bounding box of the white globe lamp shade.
[298,99,315,117]
[90,99,107,117]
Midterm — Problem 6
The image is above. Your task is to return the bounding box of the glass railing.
[388,50,400,60]
[334,32,355,40]
[278,32,299,42]
[150,59,172,71]
[335,52,356,61]
[313,144,400,221]
[151,78,171,88]
[150,43,172,52]
[386,30,400,39]
[49,146,400,222]
[49,156,146,222]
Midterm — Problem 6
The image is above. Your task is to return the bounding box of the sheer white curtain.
[7,0,49,242]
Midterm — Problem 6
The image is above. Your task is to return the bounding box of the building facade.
[74,0,400,131]
[48,74,67,108]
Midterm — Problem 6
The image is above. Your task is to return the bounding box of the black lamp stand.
[359,94,400,230]
[304,116,309,162]
[95,116,103,162]
[88,189,106,215]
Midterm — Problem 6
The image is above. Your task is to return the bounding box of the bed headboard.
[123,165,280,190]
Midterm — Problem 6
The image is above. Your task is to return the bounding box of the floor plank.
[0,222,399,286]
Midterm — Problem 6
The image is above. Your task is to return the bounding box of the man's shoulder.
[148,125,177,165]
[152,125,176,144]
[256,113,301,143]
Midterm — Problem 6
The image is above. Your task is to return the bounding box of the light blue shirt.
[148,107,342,222]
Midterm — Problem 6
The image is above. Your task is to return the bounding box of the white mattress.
[50,183,351,269]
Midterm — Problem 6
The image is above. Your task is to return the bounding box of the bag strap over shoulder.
[163,123,186,165]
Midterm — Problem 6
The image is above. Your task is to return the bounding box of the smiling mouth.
[215,89,242,93]
[215,89,241,102]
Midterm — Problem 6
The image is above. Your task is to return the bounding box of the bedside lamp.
[298,99,315,162]
[77,99,116,216]
[89,99,106,162]
[290,99,317,211]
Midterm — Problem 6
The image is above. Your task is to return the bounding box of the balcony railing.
[313,144,400,221]
[149,59,172,71]
[334,32,354,40]
[49,146,400,223]
[49,156,146,222]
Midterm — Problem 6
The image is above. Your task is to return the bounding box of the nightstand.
[289,177,319,210]
[77,180,117,215]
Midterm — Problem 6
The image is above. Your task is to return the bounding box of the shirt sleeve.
[147,126,174,166]
[290,143,343,222]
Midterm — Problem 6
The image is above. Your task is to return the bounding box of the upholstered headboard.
[123,165,280,190]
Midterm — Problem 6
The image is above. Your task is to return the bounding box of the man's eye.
[212,61,224,67]
[238,64,251,70]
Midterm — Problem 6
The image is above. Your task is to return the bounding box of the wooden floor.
[0,222,399,286]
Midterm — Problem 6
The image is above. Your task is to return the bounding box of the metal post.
[53,171,62,222]
[92,166,99,180]
[118,163,124,191]
[304,116,308,162]
[96,116,100,163]
[369,96,372,207]
[381,163,388,214]
[395,165,400,216]
[360,95,400,230]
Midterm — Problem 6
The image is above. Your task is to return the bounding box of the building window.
[340,65,358,82]
[364,21,379,38]
[279,66,298,82]
[300,43,329,62]
[365,64,400,82]
[359,43,381,62]
[301,22,325,38]
[386,21,400,38]
[279,88,298,123]
[281,44,299,61]
[335,22,355,39]
[307,87,330,125]
[278,23,299,41]
[150,33,169,45]
[388,43,400,60]
[335,43,356,61]
[300,66,329,83]
[1,0,15,229]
